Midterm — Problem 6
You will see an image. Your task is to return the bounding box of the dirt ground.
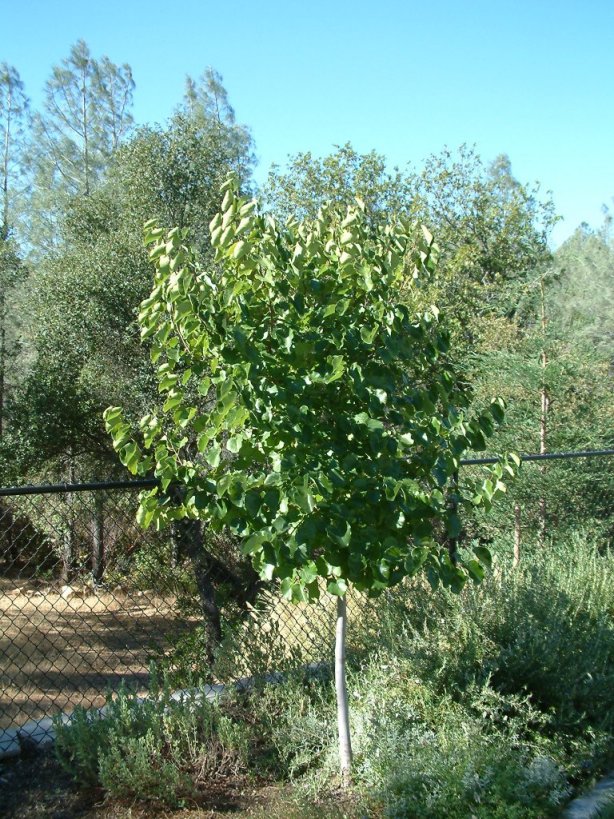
[0,580,191,730]
[0,746,272,818]
[0,746,364,818]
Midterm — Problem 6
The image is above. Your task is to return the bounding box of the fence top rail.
[0,448,612,496]
[0,478,158,497]
[461,448,614,466]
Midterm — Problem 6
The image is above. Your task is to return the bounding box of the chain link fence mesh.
[1,450,612,753]
[460,452,613,561]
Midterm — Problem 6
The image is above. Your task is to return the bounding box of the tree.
[3,68,255,484]
[1,63,29,237]
[105,177,514,782]
[0,64,28,443]
[263,144,557,357]
[0,238,25,443]
[552,221,614,363]
[263,142,416,226]
[465,237,614,551]
[416,148,555,285]
[182,68,254,187]
[412,147,557,349]
[26,40,134,252]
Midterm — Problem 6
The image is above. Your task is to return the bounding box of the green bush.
[54,672,250,807]
[343,657,571,817]
[247,669,337,778]
[373,533,614,737]
[250,535,614,815]
[54,536,614,815]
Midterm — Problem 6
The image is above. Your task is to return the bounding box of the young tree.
[105,177,514,783]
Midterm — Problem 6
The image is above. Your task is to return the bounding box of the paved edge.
[0,684,227,760]
[563,773,614,818]
[0,664,325,761]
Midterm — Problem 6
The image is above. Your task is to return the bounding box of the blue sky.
[2,0,613,246]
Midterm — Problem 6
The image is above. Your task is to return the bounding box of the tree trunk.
[91,493,105,583]
[61,458,76,582]
[170,515,223,667]
[81,65,90,196]
[2,81,12,237]
[538,278,549,547]
[0,305,5,440]
[447,469,459,565]
[335,594,352,786]
[167,487,264,669]
[513,501,521,567]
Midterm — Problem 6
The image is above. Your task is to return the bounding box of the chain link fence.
[459,450,613,563]
[0,480,337,753]
[1,449,612,753]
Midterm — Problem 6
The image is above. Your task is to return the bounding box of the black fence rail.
[0,449,612,753]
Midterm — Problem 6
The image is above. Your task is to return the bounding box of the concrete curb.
[0,664,326,761]
[563,773,614,818]
[0,683,227,760]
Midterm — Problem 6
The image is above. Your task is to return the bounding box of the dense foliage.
[1,43,611,504]
[105,178,513,601]
[0,36,612,816]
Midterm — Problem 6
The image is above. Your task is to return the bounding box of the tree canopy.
[106,177,513,600]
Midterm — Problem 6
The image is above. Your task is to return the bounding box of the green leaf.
[294,486,315,513]
[360,325,378,344]
[327,579,348,597]
[490,397,505,424]
[226,434,243,453]
[205,444,221,467]
[466,559,485,583]
[280,577,294,600]
[198,377,212,396]
[353,412,384,431]
[243,533,265,555]
[473,546,492,569]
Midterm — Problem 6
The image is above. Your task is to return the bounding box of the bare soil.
[0,580,192,730]
[0,747,365,818]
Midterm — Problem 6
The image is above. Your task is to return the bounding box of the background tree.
[26,40,134,252]
[412,147,557,347]
[466,234,614,551]
[105,177,513,782]
[263,142,416,226]
[0,64,28,443]
[551,219,614,363]
[1,63,29,237]
[264,144,557,347]
[3,82,254,483]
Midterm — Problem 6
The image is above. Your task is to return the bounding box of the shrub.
[257,535,614,814]
[54,672,250,807]
[54,536,614,814]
